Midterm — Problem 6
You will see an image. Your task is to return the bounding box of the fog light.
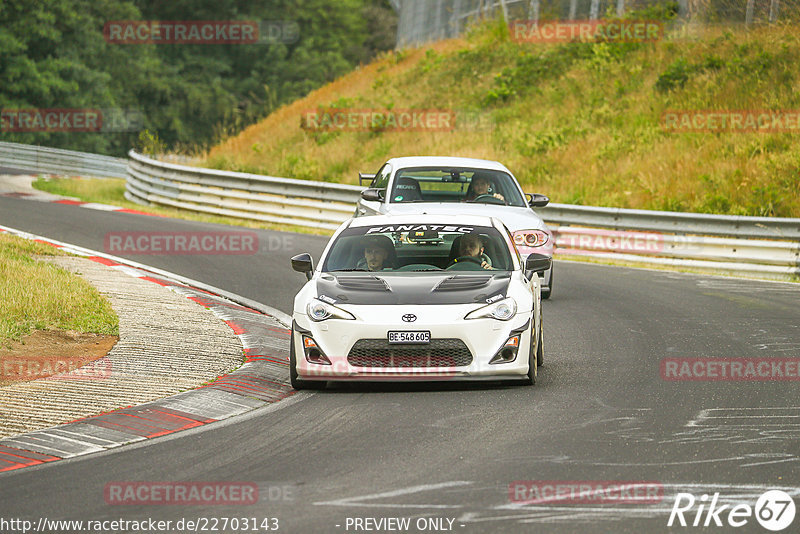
[302,335,331,365]
[489,335,520,364]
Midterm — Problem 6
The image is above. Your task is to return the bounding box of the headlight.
[306,299,355,321]
[465,297,517,321]
[513,230,549,248]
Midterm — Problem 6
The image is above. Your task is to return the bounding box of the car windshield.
[388,167,526,207]
[322,223,514,273]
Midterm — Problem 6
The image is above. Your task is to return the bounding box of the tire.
[536,311,544,367]
[541,266,553,300]
[289,328,326,390]
[523,324,537,386]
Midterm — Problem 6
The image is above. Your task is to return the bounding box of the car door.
[356,163,391,217]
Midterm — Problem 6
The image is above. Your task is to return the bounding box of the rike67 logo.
[668,490,796,531]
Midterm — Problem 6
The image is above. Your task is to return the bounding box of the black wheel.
[536,311,544,367]
[289,328,326,390]
[541,266,553,300]
[523,324,537,386]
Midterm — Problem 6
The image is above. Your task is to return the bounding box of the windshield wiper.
[329,268,369,272]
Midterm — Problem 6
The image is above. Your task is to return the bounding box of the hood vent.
[433,275,492,292]
[336,275,390,291]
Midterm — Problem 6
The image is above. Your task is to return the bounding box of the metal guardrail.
[539,204,799,280]
[538,203,800,241]
[550,225,799,280]
[126,150,362,230]
[0,141,127,178]
[124,149,799,280]
[0,143,795,280]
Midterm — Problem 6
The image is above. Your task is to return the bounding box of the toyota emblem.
[402,314,417,322]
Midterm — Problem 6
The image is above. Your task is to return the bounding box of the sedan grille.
[347,339,473,368]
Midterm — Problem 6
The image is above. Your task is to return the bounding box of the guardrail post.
[590,0,600,20]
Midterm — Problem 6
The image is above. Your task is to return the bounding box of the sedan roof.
[347,213,501,229]
[384,156,511,173]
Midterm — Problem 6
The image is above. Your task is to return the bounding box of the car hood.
[382,203,549,232]
[316,272,512,306]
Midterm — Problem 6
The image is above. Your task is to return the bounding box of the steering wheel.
[451,255,483,265]
[469,193,506,205]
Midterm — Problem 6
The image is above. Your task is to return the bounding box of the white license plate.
[388,331,431,344]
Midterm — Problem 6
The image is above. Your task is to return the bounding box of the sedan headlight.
[513,230,549,248]
[306,299,355,321]
[465,297,517,321]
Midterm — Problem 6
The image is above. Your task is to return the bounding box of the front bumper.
[292,305,533,382]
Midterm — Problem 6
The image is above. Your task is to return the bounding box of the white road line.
[314,481,472,509]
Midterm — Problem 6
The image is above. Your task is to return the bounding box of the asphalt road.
[1,195,799,534]
[0,166,36,175]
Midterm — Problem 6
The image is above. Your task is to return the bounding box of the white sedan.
[355,156,555,298]
[289,214,550,389]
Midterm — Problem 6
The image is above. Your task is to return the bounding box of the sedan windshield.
[389,167,526,207]
[322,223,514,273]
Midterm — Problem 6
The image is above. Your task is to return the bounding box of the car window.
[322,223,513,273]
[388,167,526,206]
[371,164,391,190]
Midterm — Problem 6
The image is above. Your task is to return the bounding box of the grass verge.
[0,233,119,343]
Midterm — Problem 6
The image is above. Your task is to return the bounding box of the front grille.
[347,339,473,368]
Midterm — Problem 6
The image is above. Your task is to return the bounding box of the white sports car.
[355,156,555,298]
[289,214,551,389]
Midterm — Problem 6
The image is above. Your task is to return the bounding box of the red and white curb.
[50,198,156,216]
[0,225,296,473]
[0,187,155,217]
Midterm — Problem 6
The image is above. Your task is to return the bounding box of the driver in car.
[451,234,493,269]
[465,174,504,202]
[356,235,396,271]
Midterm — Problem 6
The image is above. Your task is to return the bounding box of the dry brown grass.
[202,21,800,217]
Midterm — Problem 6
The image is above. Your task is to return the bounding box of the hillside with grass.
[205,12,800,218]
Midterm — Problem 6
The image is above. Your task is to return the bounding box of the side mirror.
[360,188,383,202]
[291,253,314,281]
[526,193,550,208]
[525,253,551,274]
[359,173,376,186]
